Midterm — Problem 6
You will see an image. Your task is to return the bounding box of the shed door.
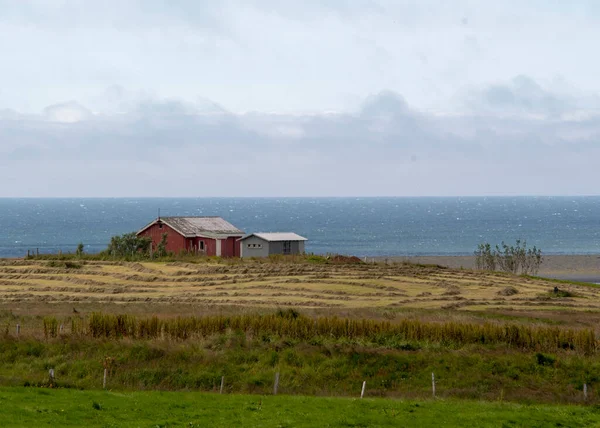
[216,239,222,257]
[283,241,291,255]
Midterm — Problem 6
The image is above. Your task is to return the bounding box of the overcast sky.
[2,0,600,197]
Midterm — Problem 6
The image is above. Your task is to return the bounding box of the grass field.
[2,387,599,427]
[1,258,599,322]
[1,256,600,414]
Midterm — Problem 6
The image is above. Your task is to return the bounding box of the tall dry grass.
[40,311,596,355]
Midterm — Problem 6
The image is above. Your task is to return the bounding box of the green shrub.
[536,353,556,366]
[106,232,152,258]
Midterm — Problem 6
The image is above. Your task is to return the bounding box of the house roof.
[137,217,244,238]
[239,232,307,242]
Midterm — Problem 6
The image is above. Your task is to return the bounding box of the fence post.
[49,369,55,384]
[220,376,225,394]
[432,373,436,398]
[273,372,280,395]
[59,324,64,334]
[103,368,107,389]
[361,381,366,399]
[584,383,588,401]
[16,324,20,337]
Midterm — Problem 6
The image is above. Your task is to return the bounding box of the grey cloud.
[467,75,573,116]
[360,90,410,117]
[2,88,600,196]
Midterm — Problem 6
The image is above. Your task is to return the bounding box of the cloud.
[2,79,600,197]
[5,0,600,115]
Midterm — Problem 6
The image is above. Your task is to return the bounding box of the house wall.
[139,223,241,257]
[240,236,270,258]
[138,223,187,254]
[192,237,216,256]
[221,236,242,258]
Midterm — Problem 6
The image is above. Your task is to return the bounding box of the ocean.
[1,197,599,258]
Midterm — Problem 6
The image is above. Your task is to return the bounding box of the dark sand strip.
[379,255,600,283]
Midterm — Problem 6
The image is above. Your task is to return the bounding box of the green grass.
[0,387,599,427]
[1,335,599,404]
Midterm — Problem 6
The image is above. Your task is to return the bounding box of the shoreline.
[386,254,600,283]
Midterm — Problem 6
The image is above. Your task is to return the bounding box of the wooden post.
[432,373,436,398]
[273,372,280,395]
[103,368,107,389]
[16,324,20,337]
[220,376,225,394]
[584,383,588,401]
[49,369,55,383]
[59,324,64,334]
[360,381,366,399]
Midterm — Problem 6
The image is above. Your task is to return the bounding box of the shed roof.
[137,217,243,238]
[239,232,307,242]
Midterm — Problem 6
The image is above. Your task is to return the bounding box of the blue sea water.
[1,197,599,258]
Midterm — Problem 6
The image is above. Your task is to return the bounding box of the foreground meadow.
[2,387,599,427]
[0,256,599,411]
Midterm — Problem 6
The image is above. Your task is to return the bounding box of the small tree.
[76,242,85,257]
[155,233,168,258]
[474,243,496,271]
[474,239,542,275]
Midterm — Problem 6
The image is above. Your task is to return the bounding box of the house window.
[283,241,291,255]
[199,241,205,250]
[158,223,163,229]
[247,243,262,249]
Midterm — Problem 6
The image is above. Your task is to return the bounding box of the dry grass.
[1,258,599,326]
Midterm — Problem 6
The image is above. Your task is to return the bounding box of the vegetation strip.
[36,311,596,355]
[1,317,599,404]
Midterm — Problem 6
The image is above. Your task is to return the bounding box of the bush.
[475,240,542,275]
[536,353,556,366]
[105,233,152,258]
[155,233,168,258]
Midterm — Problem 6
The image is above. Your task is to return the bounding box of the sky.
[1,0,600,197]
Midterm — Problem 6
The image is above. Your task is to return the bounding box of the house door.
[283,241,291,255]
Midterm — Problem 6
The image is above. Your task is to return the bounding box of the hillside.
[0,258,598,321]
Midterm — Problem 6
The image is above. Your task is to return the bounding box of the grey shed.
[238,233,307,258]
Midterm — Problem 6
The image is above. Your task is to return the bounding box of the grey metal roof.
[138,217,243,237]
[239,232,307,242]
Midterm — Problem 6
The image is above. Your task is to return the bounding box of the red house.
[136,216,244,257]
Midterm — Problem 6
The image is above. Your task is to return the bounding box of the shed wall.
[268,240,303,255]
[240,236,270,258]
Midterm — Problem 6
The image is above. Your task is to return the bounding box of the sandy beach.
[386,254,600,283]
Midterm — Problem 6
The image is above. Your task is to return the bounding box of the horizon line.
[1,195,600,199]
